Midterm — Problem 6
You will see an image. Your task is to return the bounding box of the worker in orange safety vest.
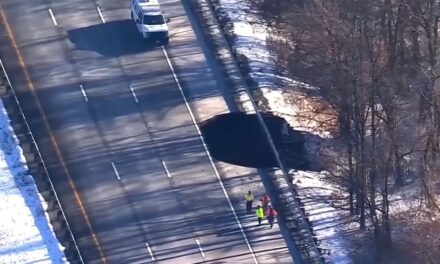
[265,205,278,228]
[260,194,270,212]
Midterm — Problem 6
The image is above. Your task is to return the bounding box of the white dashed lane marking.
[129,84,139,103]
[111,162,121,180]
[79,84,89,102]
[161,160,171,178]
[96,6,105,23]
[195,238,206,259]
[48,9,58,26]
[145,243,155,261]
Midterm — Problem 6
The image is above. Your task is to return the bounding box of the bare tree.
[404,0,440,209]
[252,0,440,260]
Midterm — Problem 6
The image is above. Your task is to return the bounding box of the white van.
[131,0,170,44]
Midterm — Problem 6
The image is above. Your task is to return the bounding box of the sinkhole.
[201,112,310,169]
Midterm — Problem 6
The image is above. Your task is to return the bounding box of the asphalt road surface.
[0,0,294,263]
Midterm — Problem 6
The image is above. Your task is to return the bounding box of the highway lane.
[0,0,251,262]
[0,0,109,260]
[0,0,294,263]
[58,0,211,262]
[74,0,261,262]
[0,0,191,261]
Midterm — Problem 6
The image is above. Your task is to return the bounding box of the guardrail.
[190,1,326,263]
[0,58,84,264]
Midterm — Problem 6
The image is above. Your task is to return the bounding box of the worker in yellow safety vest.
[244,191,254,214]
[256,205,264,226]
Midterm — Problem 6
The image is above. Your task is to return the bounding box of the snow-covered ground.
[291,171,351,263]
[217,0,352,263]
[0,99,66,264]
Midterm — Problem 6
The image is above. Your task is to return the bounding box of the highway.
[0,0,294,263]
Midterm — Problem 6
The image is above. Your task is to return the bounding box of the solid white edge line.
[96,6,105,23]
[161,160,171,178]
[161,46,259,264]
[111,162,121,180]
[195,238,206,258]
[145,243,155,261]
[129,84,139,103]
[79,84,88,102]
[48,9,58,26]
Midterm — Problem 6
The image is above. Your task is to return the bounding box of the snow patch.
[292,170,351,264]
[218,0,352,262]
[0,99,66,264]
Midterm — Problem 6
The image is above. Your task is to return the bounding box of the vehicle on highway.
[131,0,170,44]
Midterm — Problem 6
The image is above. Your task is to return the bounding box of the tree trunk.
[359,134,366,229]
[394,148,404,186]
[370,94,380,239]
[348,140,355,215]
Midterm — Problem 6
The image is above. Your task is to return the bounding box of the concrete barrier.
[27,163,47,182]
[20,142,33,153]
[0,84,8,96]
[40,189,55,202]
[47,208,63,220]
[0,82,11,97]
[15,132,32,146]
[2,97,17,114]
[52,220,67,232]
[11,122,26,134]
[46,199,61,211]
[64,248,81,264]
[22,152,36,163]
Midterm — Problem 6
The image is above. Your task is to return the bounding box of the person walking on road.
[265,205,278,228]
[244,191,254,214]
[260,194,270,212]
[256,205,264,226]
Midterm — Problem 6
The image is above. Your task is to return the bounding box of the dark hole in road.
[201,112,311,169]
[67,20,158,57]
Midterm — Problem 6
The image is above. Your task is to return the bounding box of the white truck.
[131,0,170,44]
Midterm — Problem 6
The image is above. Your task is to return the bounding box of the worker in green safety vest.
[256,205,264,226]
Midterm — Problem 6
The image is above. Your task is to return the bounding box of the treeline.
[251,0,440,262]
